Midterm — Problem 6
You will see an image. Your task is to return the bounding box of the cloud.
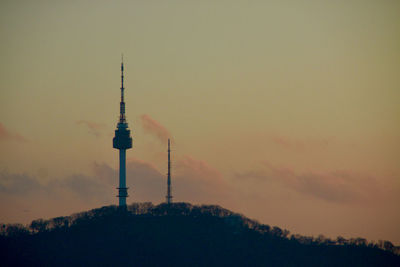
[126,158,165,201]
[0,155,229,210]
[90,156,229,205]
[0,157,231,223]
[0,169,112,203]
[270,134,331,152]
[0,171,42,195]
[48,174,113,202]
[84,158,165,203]
[93,155,230,205]
[0,123,27,143]
[76,120,106,137]
[173,155,231,204]
[0,155,387,207]
[0,168,114,224]
[93,162,116,185]
[235,161,383,203]
[140,114,172,144]
[175,155,223,183]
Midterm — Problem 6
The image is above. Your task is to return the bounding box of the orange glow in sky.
[1,1,399,244]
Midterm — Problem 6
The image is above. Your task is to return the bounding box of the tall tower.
[113,57,133,207]
[166,139,173,204]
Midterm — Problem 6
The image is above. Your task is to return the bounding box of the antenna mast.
[166,139,172,205]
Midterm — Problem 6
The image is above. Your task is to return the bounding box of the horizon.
[1,1,399,245]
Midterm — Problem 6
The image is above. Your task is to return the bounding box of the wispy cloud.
[0,171,42,195]
[0,169,112,202]
[270,134,331,152]
[93,155,229,204]
[176,155,223,183]
[235,161,384,203]
[140,114,172,144]
[76,120,106,137]
[174,155,230,204]
[0,168,114,224]
[0,123,28,143]
[0,157,232,223]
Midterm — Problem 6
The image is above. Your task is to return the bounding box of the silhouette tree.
[0,202,399,267]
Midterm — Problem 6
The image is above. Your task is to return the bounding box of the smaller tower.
[166,139,173,204]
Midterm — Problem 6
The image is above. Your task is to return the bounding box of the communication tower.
[112,57,133,207]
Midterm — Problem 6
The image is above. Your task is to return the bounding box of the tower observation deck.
[113,58,132,207]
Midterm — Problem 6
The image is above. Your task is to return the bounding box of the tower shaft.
[118,149,127,206]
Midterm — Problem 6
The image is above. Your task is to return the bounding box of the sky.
[0,0,399,244]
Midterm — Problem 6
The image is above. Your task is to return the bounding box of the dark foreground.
[1,202,399,267]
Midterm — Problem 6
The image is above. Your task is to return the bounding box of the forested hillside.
[1,202,399,266]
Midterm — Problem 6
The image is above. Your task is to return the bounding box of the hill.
[1,202,399,266]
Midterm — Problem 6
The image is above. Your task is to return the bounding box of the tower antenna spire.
[119,55,125,123]
[166,139,173,205]
[113,56,133,207]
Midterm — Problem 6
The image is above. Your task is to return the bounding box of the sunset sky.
[1,1,399,244]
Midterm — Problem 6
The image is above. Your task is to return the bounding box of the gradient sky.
[1,0,399,244]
